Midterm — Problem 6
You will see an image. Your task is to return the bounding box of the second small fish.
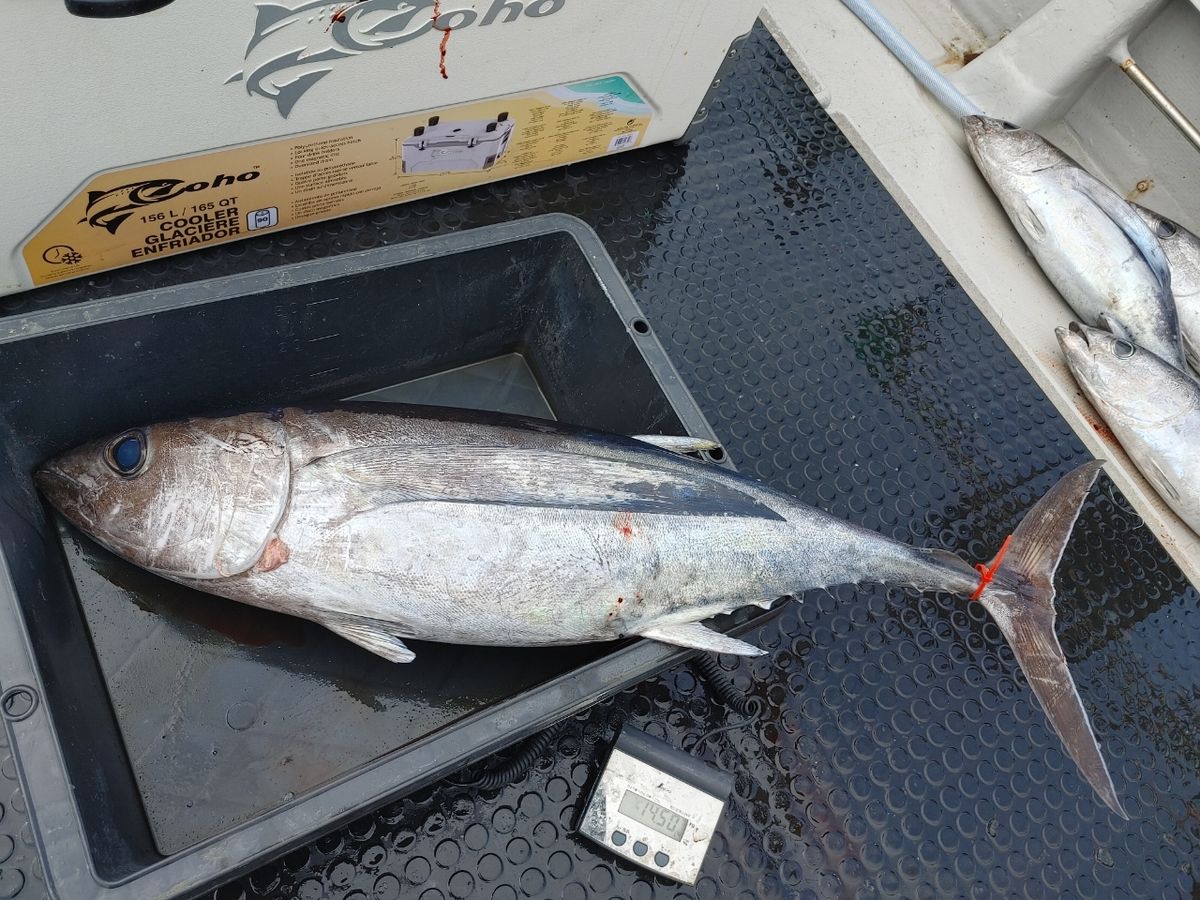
[1134,204,1200,376]
[1058,322,1200,534]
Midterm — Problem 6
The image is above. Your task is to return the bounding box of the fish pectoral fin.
[630,434,721,454]
[1097,312,1132,340]
[640,622,767,657]
[1018,201,1047,242]
[1067,169,1173,293]
[324,619,416,663]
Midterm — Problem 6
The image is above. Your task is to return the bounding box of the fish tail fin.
[977,460,1129,819]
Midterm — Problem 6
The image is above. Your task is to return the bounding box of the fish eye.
[106,431,146,476]
[1112,339,1136,359]
[1155,220,1177,239]
[1001,120,1020,131]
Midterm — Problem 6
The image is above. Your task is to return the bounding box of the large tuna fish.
[37,404,1126,817]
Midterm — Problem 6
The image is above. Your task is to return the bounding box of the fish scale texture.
[9,23,1199,900]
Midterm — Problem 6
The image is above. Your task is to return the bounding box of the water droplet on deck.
[226,700,257,731]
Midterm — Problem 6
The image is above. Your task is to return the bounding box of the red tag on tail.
[970,534,1014,601]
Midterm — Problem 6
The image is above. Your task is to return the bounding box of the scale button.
[611,831,627,846]
[654,851,670,867]
[632,841,648,857]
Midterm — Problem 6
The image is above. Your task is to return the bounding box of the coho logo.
[79,172,260,234]
[229,0,566,118]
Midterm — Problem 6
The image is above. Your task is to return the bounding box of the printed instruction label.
[23,75,653,286]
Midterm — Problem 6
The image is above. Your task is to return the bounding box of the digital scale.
[578,726,733,885]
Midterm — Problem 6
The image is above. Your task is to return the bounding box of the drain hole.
[705,446,726,462]
[1,685,38,722]
[631,319,650,335]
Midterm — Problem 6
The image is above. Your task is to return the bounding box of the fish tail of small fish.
[975,460,1129,820]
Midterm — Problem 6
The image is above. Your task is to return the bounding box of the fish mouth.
[960,114,986,144]
[34,465,87,520]
[35,463,72,497]
[1056,322,1094,370]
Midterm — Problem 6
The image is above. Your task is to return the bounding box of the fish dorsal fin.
[1066,168,1172,296]
[307,445,783,520]
[640,622,767,656]
[249,2,301,46]
[630,434,721,454]
[323,619,416,663]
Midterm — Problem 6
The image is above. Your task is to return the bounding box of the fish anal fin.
[641,622,766,657]
[324,619,416,663]
[631,434,721,454]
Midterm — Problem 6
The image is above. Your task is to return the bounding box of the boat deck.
[2,18,1195,900]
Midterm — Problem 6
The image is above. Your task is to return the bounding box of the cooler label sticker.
[22,75,653,286]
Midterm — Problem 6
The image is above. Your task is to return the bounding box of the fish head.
[1056,321,1191,425]
[961,115,1070,178]
[37,413,290,580]
[1132,203,1178,242]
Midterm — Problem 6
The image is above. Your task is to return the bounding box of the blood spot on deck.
[1083,411,1115,444]
[255,537,290,572]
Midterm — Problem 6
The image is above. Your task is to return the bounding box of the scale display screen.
[618,790,688,841]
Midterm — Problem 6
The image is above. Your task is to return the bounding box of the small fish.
[962,116,1183,371]
[228,0,440,117]
[78,178,193,235]
[1133,204,1200,375]
[37,404,1127,817]
[1058,321,1200,534]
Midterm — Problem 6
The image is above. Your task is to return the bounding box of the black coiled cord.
[456,656,758,789]
[688,655,763,753]
[467,722,565,791]
[690,654,756,716]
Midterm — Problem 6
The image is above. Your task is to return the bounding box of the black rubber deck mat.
[5,22,1197,900]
